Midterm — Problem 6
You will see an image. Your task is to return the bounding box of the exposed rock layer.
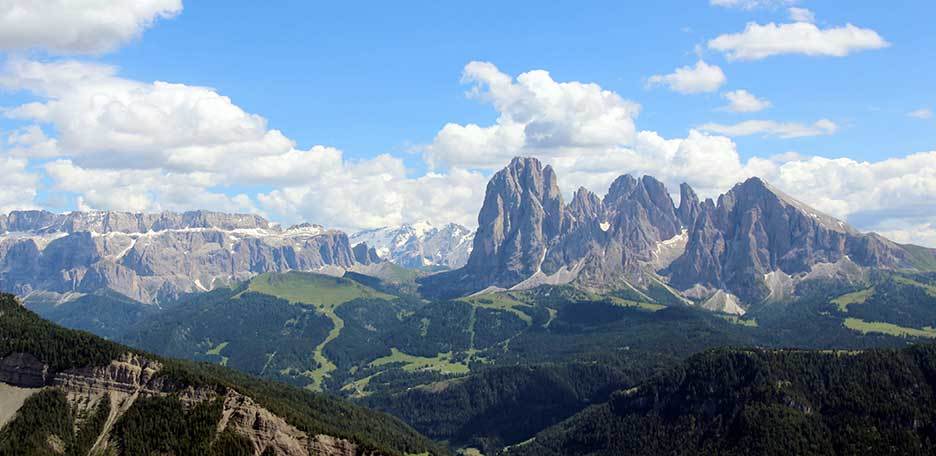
[0,351,366,455]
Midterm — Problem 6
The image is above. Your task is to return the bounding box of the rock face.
[0,210,358,304]
[420,157,935,306]
[352,242,382,265]
[420,158,567,297]
[666,177,918,303]
[469,157,566,287]
[0,351,366,456]
[350,221,474,269]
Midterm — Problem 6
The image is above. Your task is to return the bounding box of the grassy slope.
[831,287,874,312]
[843,318,936,338]
[901,244,936,271]
[246,271,395,390]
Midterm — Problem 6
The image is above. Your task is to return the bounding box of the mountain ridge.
[420,157,936,312]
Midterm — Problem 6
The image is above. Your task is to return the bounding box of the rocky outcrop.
[219,390,366,456]
[352,242,382,265]
[0,210,358,304]
[0,350,369,456]
[422,159,692,297]
[468,157,566,286]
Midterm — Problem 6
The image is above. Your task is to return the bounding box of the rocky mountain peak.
[465,157,565,284]
[423,157,935,307]
[568,187,603,222]
[677,183,701,228]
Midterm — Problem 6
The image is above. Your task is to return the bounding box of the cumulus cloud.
[258,159,488,230]
[788,7,815,23]
[763,153,936,239]
[647,60,727,94]
[0,156,38,212]
[699,119,838,138]
[0,58,487,231]
[4,56,936,245]
[422,61,767,199]
[423,61,641,170]
[5,125,59,158]
[709,21,889,60]
[0,0,182,54]
[721,90,771,113]
[908,108,933,119]
[419,62,936,247]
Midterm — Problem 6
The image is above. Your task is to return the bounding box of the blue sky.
[0,1,935,245]
[102,1,934,163]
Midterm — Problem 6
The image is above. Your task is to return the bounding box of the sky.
[0,0,934,246]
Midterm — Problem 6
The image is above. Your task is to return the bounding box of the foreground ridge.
[0,293,445,455]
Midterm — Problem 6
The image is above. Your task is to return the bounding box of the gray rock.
[0,210,357,304]
[422,157,935,303]
[667,177,920,303]
[352,242,382,265]
[677,183,701,228]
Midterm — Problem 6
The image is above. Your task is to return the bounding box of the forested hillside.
[0,293,445,455]
[507,344,936,455]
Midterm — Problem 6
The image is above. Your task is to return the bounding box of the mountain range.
[421,157,936,314]
[0,211,471,305]
[3,156,933,316]
[349,221,474,270]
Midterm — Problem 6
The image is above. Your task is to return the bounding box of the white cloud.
[908,108,933,119]
[788,7,815,23]
[5,125,59,158]
[763,153,936,242]
[423,61,641,170]
[4,57,936,246]
[710,0,797,9]
[0,59,294,176]
[0,58,490,231]
[419,62,936,247]
[699,119,838,138]
[422,62,766,198]
[0,0,182,54]
[647,60,727,94]
[258,159,488,230]
[721,90,772,113]
[874,220,936,248]
[709,21,889,60]
[0,156,39,212]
